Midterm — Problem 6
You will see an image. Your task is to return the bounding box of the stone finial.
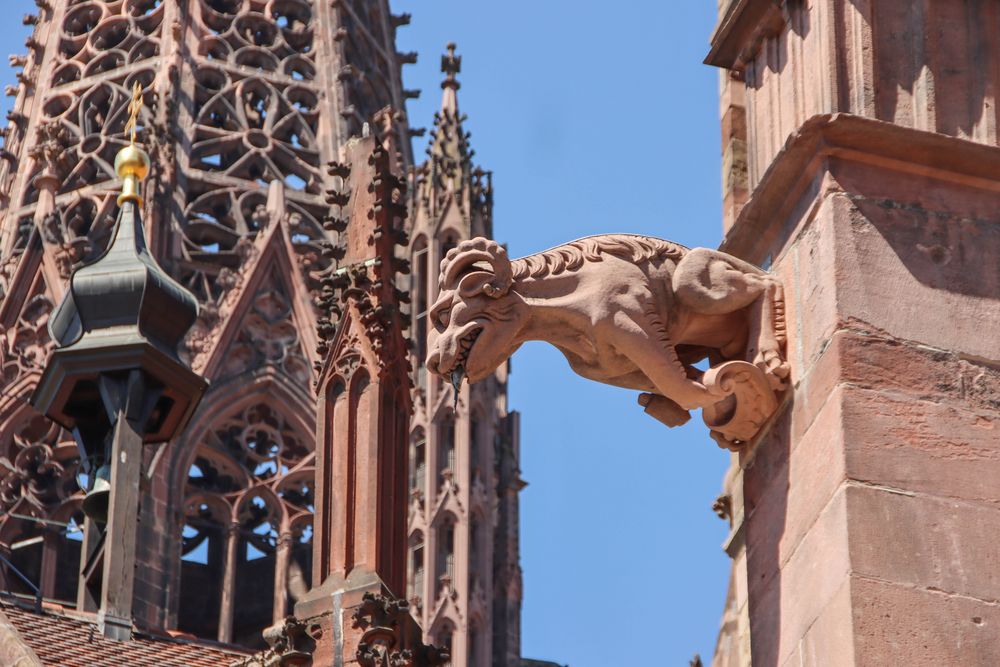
[441,42,461,90]
[352,593,449,667]
[230,617,318,667]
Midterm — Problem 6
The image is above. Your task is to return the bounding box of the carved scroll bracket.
[702,361,779,451]
[638,360,781,450]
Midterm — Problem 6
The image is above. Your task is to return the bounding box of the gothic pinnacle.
[441,42,461,91]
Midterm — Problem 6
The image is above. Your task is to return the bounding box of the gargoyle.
[426,235,789,449]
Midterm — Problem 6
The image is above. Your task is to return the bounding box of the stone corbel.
[352,592,449,667]
[231,616,319,667]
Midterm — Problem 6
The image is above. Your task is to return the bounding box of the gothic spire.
[416,44,492,237]
[440,42,461,115]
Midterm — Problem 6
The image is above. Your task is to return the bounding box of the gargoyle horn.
[440,238,513,299]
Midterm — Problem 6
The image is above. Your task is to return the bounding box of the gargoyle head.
[426,238,524,386]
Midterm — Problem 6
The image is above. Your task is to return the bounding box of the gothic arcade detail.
[406,46,523,667]
[0,0,409,647]
[179,401,314,646]
[0,4,523,660]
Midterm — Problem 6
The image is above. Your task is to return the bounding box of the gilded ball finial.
[115,144,151,181]
[115,144,150,205]
[115,81,150,205]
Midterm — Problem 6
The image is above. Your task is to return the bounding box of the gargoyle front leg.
[612,314,722,412]
[673,247,790,385]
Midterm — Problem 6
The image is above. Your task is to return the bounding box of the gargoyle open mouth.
[447,327,483,393]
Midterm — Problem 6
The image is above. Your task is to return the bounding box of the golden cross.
[124,81,143,145]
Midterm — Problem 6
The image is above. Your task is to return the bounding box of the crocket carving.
[425,235,789,448]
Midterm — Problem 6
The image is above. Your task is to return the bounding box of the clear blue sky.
[0,2,729,664]
[394,3,730,665]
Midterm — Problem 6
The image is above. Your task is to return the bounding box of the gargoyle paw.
[755,348,790,390]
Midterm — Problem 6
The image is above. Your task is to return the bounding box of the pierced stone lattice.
[0,0,499,655]
[179,0,331,307]
[180,401,314,644]
[0,411,84,604]
[0,277,54,387]
[28,1,163,202]
[218,276,312,382]
[182,402,314,555]
[0,414,79,520]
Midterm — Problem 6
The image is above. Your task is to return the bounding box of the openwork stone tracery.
[0,411,83,606]
[179,401,315,646]
[180,0,331,307]
[0,3,522,661]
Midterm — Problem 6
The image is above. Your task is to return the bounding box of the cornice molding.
[721,113,1000,260]
[704,0,786,71]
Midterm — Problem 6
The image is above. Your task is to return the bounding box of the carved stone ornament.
[426,235,789,449]
[352,592,449,667]
[230,616,319,667]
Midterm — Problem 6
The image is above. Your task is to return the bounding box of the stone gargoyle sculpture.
[425,235,790,450]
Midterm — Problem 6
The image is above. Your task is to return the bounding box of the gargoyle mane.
[511,234,688,280]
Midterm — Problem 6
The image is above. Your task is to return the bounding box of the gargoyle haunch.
[425,235,790,449]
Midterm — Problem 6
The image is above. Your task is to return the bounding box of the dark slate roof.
[1,599,249,667]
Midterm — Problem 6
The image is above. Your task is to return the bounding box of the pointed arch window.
[469,621,483,667]
[0,411,84,608]
[178,401,314,648]
[436,513,457,595]
[469,515,483,591]
[409,428,426,498]
[411,236,429,391]
[441,235,458,260]
[436,621,455,666]
[437,417,455,490]
[469,413,482,478]
[407,530,425,612]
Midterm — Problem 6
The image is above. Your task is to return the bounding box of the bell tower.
[0,0,410,645]
[407,44,524,667]
[0,0,524,655]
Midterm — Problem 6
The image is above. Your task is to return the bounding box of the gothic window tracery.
[335,0,405,138]
[435,513,456,595]
[0,410,83,606]
[216,277,311,382]
[24,1,162,207]
[407,530,424,612]
[434,621,455,665]
[178,401,314,647]
[411,236,429,391]
[437,416,455,490]
[469,413,482,476]
[409,427,426,499]
[469,514,482,591]
[1,279,54,387]
[178,0,331,309]
[469,620,483,667]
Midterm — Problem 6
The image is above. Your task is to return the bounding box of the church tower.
[0,0,522,656]
[407,44,524,667]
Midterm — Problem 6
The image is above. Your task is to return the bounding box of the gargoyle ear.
[458,270,508,299]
